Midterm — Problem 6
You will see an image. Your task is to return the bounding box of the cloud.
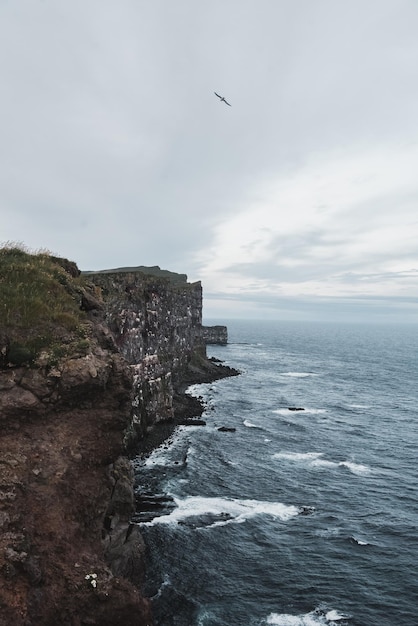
[1,0,418,322]
[196,141,418,310]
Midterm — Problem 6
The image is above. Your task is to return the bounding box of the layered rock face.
[1,258,236,625]
[86,271,234,448]
[202,325,228,345]
[0,324,153,626]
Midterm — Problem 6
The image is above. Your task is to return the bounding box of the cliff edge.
[0,247,237,625]
[0,247,152,625]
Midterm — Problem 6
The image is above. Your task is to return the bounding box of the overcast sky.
[1,0,417,323]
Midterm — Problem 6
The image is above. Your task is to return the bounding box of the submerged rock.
[133,493,176,523]
[177,419,206,426]
[178,511,233,528]
[298,506,316,516]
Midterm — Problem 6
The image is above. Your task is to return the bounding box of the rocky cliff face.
[202,325,228,345]
[1,255,236,625]
[86,271,235,448]
[0,322,153,626]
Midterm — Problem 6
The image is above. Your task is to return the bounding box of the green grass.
[0,243,90,366]
[83,265,188,284]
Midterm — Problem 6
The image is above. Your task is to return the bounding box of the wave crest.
[266,607,351,625]
[142,495,300,528]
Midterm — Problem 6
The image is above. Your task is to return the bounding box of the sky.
[1,0,418,323]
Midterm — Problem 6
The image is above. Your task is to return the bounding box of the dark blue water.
[134,320,418,626]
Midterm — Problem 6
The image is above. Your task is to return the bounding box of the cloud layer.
[1,0,417,322]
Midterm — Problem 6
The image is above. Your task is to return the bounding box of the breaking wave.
[273,452,371,475]
[266,607,351,625]
[142,495,300,528]
[279,372,319,378]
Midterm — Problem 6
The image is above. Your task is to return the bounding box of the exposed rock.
[202,325,228,345]
[48,255,81,278]
[80,287,105,312]
[288,407,305,411]
[1,257,238,625]
[217,426,236,433]
[0,384,42,418]
[299,506,315,516]
[0,339,153,625]
[103,458,147,586]
[0,332,10,368]
[133,493,176,524]
[86,270,239,449]
[177,418,206,426]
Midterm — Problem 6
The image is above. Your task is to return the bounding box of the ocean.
[133,319,418,626]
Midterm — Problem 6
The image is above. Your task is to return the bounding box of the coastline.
[0,248,237,624]
[134,358,240,456]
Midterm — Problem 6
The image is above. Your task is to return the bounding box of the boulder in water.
[298,506,315,516]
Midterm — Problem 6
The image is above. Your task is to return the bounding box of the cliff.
[0,248,237,625]
[202,325,228,345]
[85,269,237,449]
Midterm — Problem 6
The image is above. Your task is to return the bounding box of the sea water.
[133,320,418,626]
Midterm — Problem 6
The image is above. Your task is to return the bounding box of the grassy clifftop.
[0,245,93,366]
[83,265,188,284]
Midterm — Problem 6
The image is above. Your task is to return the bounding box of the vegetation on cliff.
[83,264,189,284]
[0,244,99,367]
[0,243,239,625]
[0,244,154,625]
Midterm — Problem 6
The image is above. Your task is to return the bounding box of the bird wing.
[214,92,222,98]
[224,100,231,106]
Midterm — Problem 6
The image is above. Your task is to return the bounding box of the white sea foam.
[273,408,298,416]
[273,452,370,475]
[144,427,189,467]
[273,451,323,462]
[144,451,176,468]
[338,461,370,475]
[197,608,217,625]
[142,495,299,527]
[348,404,371,409]
[151,575,171,600]
[325,610,351,621]
[243,419,259,428]
[186,383,205,396]
[311,458,338,469]
[280,372,319,378]
[267,613,321,625]
[266,608,350,625]
[351,536,369,546]
[315,527,342,538]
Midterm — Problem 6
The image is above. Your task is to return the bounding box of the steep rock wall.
[86,271,212,446]
[1,256,236,625]
[202,325,228,345]
[0,322,153,626]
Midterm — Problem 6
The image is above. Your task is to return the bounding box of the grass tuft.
[0,243,90,367]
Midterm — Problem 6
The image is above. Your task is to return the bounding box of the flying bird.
[214,92,231,106]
